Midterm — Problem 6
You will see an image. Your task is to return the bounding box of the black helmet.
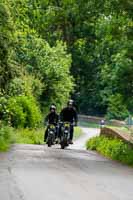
[50,105,56,111]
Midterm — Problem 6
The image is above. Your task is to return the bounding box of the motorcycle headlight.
[64,130,68,133]
[50,131,53,134]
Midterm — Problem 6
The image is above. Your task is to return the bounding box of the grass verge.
[86,136,133,166]
[0,125,14,151]
[14,128,44,145]
[74,127,83,139]
[111,126,132,135]
[15,126,83,144]
[0,125,83,152]
[79,121,99,128]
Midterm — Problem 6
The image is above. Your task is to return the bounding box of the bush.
[0,123,14,151]
[86,136,101,150]
[86,136,133,166]
[7,96,42,128]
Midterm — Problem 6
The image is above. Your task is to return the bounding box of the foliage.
[6,96,42,128]
[106,94,129,120]
[15,31,73,110]
[95,12,133,117]
[86,136,133,165]
[0,0,133,129]
[7,74,43,99]
[0,123,14,151]
[20,0,132,117]
[0,1,18,90]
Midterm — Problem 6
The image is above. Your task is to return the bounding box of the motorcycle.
[46,124,56,147]
[60,122,72,149]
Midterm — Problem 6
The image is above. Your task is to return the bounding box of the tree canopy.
[0,0,132,126]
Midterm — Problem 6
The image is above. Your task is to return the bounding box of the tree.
[0,1,17,91]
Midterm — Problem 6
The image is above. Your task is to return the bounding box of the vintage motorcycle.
[60,122,72,149]
[47,124,56,147]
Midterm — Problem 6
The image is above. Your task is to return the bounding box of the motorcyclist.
[59,100,78,144]
[44,105,59,142]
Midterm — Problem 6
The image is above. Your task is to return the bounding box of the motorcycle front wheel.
[47,140,52,147]
[61,143,65,149]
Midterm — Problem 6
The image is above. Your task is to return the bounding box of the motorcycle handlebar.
[46,121,78,127]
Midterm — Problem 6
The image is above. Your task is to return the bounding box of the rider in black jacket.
[60,100,78,144]
[44,105,59,142]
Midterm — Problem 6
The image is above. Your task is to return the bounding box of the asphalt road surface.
[0,128,133,200]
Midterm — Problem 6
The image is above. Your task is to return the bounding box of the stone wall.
[100,127,133,147]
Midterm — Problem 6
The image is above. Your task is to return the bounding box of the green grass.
[86,136,133,166]
[79,121,100,128]
[0,139,10,151]
[74,127,83,139]
[15,128,44,145]
[14,126,83,144]
[112,126,132,134]
[0,124,83,151]
[0,125,14,151]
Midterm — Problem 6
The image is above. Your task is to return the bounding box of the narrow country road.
[72,127,99,150]
[0,128,133,200]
